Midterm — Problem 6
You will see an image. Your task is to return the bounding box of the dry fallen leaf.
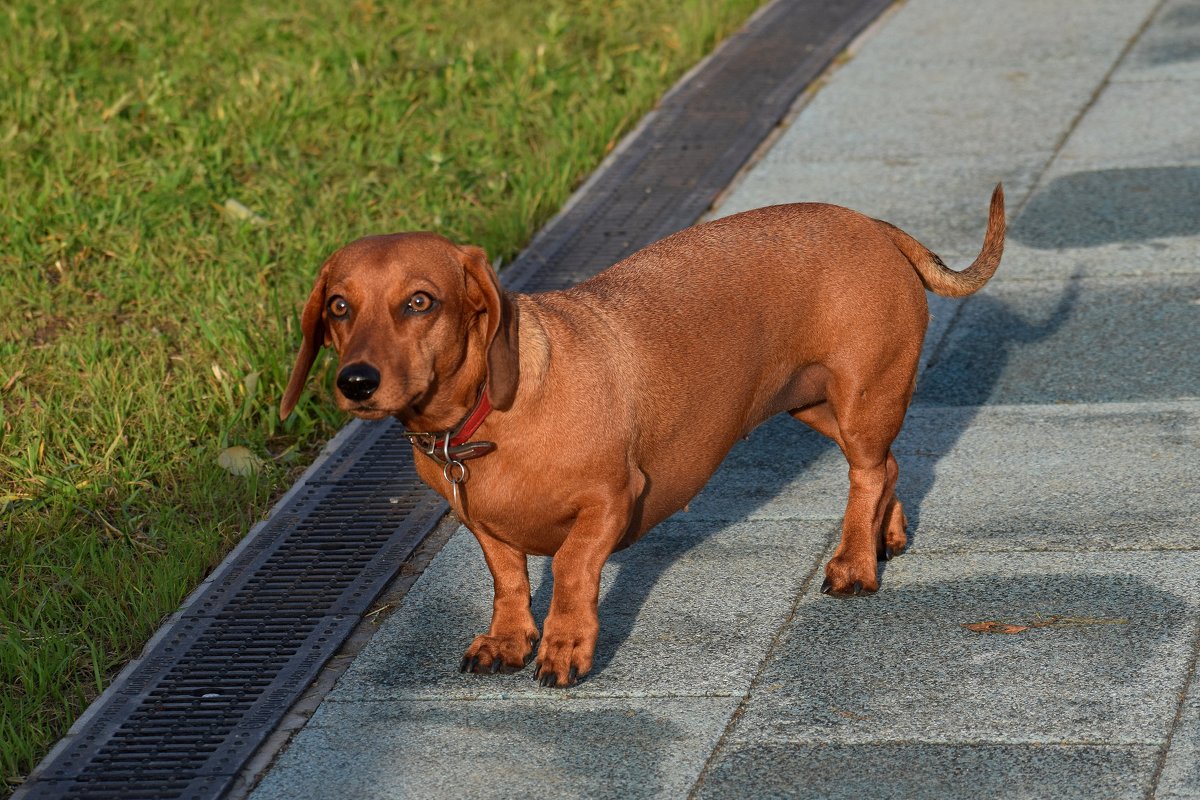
[961,621,1030,635]
[218,446,263,476]
[222,198,268,226]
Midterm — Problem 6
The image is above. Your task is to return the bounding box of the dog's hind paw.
[820,555,880,597]
[881,499,909,558]
[821,577,873,597]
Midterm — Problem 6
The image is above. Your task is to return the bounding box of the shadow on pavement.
[531,432,836,677]
[1140,4,1200,66]
[902,278,1081,546]
[1012,167,1200,248]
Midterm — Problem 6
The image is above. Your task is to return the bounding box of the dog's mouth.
[342,389,428,423]
[336,372,435,425]
[347,405,392,421]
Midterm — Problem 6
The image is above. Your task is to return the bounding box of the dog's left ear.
[279,263,331,420]
[458,245,520,410]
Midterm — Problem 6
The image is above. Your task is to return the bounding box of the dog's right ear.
[279,265,330,420]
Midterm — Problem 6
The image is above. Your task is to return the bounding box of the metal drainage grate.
[15,0,892,797]
[18,422,444,800]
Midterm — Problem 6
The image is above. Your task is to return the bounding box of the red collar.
[439,388,493,449]
[404,388,496,465]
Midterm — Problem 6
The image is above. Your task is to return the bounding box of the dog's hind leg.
[791,388,908,595]
[879,451,908,559]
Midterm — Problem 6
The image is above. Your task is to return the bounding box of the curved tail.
[881,183,1006,298]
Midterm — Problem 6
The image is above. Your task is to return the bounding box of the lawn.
[0,0,762,789]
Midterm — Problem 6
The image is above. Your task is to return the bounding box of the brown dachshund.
[281,186,1005,687]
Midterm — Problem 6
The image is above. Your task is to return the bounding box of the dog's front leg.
[535,481,641,688]
[461,532,540,674]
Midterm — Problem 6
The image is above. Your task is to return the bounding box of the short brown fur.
[281,186,1005,686]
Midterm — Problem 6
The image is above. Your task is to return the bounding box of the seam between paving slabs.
[13,1,895,798]
[1148,621,1200,798]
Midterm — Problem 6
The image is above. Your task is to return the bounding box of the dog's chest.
[411,449,578,555]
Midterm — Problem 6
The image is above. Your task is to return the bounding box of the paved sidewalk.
[249,1,1200,797]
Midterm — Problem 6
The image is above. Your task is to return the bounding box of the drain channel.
[15,1,891,797]
[17,422,445,800]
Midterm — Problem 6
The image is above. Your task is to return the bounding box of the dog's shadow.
[901,276,1081,539]
[527,276,1080,678]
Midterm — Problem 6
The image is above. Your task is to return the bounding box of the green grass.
[0,0,763,790]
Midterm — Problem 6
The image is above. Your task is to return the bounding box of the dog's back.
[522,190,1004,539]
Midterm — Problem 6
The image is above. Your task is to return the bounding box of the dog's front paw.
[820,554,880,597]
[532,632,595,688]
[459,631,538,675]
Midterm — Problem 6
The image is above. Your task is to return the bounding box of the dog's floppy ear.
[458,245,520,410]
[279,264,331,420]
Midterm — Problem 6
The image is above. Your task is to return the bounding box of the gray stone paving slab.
[331,517,833,700]
[725,551,1200,745]
[696,741,1160,800]
[894,402,1200,552]
[997,238,1200,282]
[847,0,1157,70]
[1119,0,1200,83]
[762,63,1104,160]
[1054,80,1200,169]
[251,696,739,800]
[687,417,846,522]
[915,273,1200,405]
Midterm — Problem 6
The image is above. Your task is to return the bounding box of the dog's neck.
[402,385,495,466]
[514,297,551,387]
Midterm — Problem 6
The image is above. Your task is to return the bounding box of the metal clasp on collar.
[439,435,467,508]
[402,428,494,515]
[401,388,495,513]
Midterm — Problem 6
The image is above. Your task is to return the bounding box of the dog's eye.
[407,292,434,314]
[328,297,350,318]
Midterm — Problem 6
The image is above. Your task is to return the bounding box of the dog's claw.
[459,656,469,673]
[490,659,501,674]
[539,671,557,688]
[822,577,875,597]
[567,666,578,686]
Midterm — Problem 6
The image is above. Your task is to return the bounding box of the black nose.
[336,363,381,401]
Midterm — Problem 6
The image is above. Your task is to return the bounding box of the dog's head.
[278,233,519,426]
